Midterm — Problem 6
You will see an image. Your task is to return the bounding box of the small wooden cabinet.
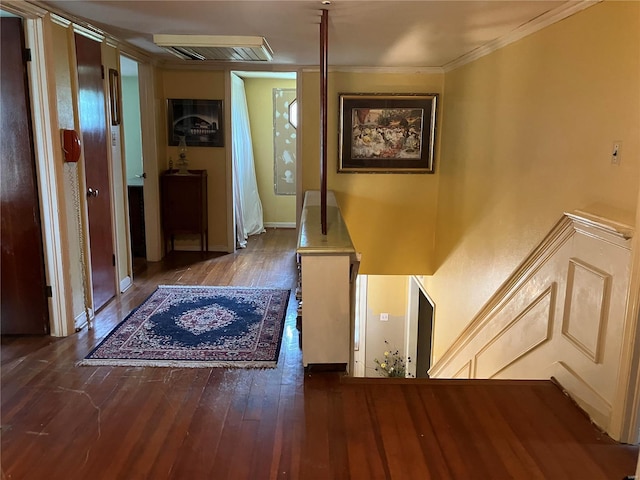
[161,170,208,254]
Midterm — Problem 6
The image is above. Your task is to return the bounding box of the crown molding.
[28,1,155,64]
[72,24,104,43]
[0,0,48,17]
[302,65,444,75]
[443,0,601,72]
[49,13,71,28]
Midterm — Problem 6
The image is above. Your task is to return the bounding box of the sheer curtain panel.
[231,73,265,247]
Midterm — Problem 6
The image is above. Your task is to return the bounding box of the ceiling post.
[320,8,328,235]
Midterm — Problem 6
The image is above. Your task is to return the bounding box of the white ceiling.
[38,0,593,68]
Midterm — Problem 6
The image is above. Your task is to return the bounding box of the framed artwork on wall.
[167,98,223,147]
[338,93,437,173]
[273,88,297,195]
[108,68,121,126]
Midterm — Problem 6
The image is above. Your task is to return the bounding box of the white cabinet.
[296,191,359,370]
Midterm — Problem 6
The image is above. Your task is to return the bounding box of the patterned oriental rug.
[79,285,290,368]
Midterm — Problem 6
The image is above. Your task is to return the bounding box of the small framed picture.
[338,93,437,173]
[167,98,223,147]
[108,68,121,126]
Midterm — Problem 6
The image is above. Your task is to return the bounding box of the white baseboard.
[264,222,296,229]
[74,308,94,331]
[120,276,132,293]
[168,244,228,253]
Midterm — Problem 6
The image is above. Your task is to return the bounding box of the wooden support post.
[320,8,328,235]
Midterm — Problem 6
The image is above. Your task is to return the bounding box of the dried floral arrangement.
[374,340,410,378]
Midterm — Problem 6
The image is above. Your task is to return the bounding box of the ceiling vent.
[153,34,273,62]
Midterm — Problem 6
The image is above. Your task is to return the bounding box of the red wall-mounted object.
[61,129,81,163]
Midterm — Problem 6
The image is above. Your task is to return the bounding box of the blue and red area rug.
[79,285,290,368]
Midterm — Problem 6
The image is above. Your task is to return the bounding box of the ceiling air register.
[153,34,273,62]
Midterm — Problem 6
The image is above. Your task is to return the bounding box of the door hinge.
[24,48,32,62]
[45,285,53,298]
[101,65,105,79]
[112,254,116,266]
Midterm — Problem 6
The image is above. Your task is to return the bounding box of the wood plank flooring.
[1,228,637,479]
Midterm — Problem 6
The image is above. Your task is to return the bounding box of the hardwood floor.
[1,228,637,479]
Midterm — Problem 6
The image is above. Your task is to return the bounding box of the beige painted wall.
[50,24,128,325]
[301,71,444,275]
[244,77,296,225]
[158,69,228,250]
[425,1,640,362]
[51,21,83,327]
[364,275,408,377]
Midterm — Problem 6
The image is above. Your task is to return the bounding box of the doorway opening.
[1,14,50,334]
[120,55,146,276]
[406,276,435,378]
[230,71,298,250]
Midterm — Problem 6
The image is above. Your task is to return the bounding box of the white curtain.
[231,74,265,248]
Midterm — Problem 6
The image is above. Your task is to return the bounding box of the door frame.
[406,276,435,379]
[225,68,303,254]
[3,2,71,336]
[136,61,162,262]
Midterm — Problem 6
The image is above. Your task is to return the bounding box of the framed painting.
[338,93,437,173]
[167,99,223,147]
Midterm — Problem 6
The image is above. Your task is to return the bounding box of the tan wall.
[301,71,445,275]
[425,1,640,362]
[244,77,297,225]
[364,275,408,377]
[51,20,83,325]
[158,69,228,250]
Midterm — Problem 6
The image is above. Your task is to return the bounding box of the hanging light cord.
[66,163,93,330]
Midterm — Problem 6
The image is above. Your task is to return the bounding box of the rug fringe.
[76,359,277,369]
[157,285,289,291]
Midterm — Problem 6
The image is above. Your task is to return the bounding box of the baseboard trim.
[264,222,296,229]
[168,244,228,253]
[74,308,94,331]
[120,276,132,293]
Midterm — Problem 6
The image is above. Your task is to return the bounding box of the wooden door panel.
[74,33,116,311]
[0,18,50,334]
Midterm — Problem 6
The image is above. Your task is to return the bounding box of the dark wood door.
[75,33,116,311]
[416,292,434,378]
[0,18,50,334]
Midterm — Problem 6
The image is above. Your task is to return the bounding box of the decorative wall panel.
[273,88,296,195]
[453,360,471,379]
[475,286,554,378]
[427,211,633,441]
[562,258,611,363]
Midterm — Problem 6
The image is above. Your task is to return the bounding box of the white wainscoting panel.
[428,211,633,440]
[548,361,612,429]
[453,360,472,379]
[475,285,554,379]
[562,259,611,363]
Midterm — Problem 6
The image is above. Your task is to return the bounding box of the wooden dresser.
[160,169,208,254]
